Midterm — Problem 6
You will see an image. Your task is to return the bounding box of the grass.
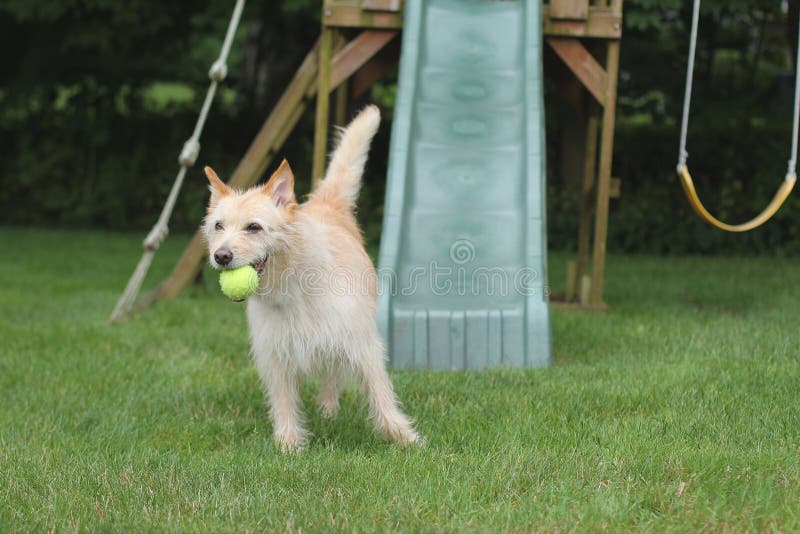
[1,227,799,531]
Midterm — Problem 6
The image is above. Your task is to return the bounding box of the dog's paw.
[316,396,340,419]
[274,428,309,453]
[379,425,422,448]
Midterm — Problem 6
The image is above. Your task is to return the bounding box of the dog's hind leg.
[354,337,420,446]
[316,372,342,419]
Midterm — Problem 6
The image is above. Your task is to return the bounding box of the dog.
[203,106,419,451]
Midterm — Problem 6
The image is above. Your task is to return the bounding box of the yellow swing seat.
[677,0,798,233]
[677,165,796,233]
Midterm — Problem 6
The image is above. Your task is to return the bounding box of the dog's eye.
[245,223,262,233]
[214,221,223,231]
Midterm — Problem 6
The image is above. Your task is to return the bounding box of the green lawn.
[1,227,799,531]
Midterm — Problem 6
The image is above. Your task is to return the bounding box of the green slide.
[377,0,551,369]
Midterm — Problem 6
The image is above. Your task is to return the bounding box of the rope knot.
[144,222,169,250]
[677,149,689,172]
[209,60,228,82]
[178,138,200,167]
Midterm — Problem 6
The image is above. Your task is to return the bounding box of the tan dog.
[203,106,418,451]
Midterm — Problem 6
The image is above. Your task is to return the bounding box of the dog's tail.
[311,105,380,211]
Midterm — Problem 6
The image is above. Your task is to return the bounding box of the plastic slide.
[377,0,551,369]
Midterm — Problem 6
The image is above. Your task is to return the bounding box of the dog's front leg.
[255,353,309,452]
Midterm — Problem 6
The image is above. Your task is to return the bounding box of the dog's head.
[202,160,297,276]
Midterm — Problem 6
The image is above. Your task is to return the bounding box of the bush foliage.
[2,0,800,254]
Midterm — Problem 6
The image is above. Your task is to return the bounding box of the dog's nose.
[214,247,233,266]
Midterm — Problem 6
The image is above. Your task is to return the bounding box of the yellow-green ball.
[219,265,258,301]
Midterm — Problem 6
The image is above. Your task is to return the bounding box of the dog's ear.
[204,166,232,199]
[263,159,296,208]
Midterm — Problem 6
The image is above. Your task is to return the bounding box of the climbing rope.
[110,0,246,322]
[676,0,799,232]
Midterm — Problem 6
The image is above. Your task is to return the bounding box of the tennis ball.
[219,265,259,301]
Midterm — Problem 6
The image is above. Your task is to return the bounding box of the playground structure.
[114,0,624,368]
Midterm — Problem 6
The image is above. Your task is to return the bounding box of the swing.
[676,0,798,232]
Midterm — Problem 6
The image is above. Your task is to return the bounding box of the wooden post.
[334,30,349,126]
[335,79,348,125]
[589,39,620,307]
[313,28,334,186]
[575,101,598,299]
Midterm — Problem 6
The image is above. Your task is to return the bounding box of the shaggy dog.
[203,106,419,451]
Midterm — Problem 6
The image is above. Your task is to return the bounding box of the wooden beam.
[543,5,622,39]
[330,30,398,91]
[329,2,621,36]
[547,37,608,105]
[323,3,403,29]
[589,40,621,307]
[360,0,402,11]
[328,2,620,36]
[549,0,588,20]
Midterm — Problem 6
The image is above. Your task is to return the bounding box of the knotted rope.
[110,0,246,322]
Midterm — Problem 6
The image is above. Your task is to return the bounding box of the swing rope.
[110,0,246,323]
[676,0,798,233]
